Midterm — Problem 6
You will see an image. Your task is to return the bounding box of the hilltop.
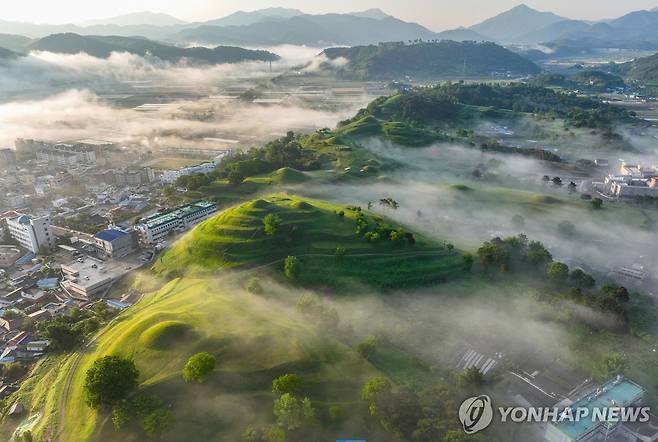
[28,33,280,63]
[617,52,658,86]
[319,41,540,80]
[469,4,565,42]
[153,194,466,288]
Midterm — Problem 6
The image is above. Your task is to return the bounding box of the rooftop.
[94,229,129,242]
[138,200,216,230]
[551,376,645,440]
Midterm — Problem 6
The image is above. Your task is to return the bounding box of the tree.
[462,252,474,272]
[361,377,393,417]
[526,240,552,268]
[591,198,603,209]
[552,176,563,186]
[263,425,286,442]
[241,426,260,442]
[227,169,245,185]
[614,286,630,303]
[273,394,315,430]
[263,213,282,236]
[459,366,485,389]
[183,352,216,383]
[512,214,525,229]
[601,353,626,378]
[557,220,576,238]
[284,256,300,280]
[335,246,346,259]
[246,277,263,294]
[547,262,569,282]
[111,400,132,430]
[142,409,173,439]
[357,335,378,360]
[41,320,82,351]
[272,374,302,395]
[84,356,139,408]
[570,268,595,289]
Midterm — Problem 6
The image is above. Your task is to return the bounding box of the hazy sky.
[3,1,658,31]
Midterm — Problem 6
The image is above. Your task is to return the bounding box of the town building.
[161,162,217,184]
[544,376,646,442]
[135,200,217,244]
[92,228,137,258]
[5,214,54,253]
[60,256,126,299]
[604,162,658,198]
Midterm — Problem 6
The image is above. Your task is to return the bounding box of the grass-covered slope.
[153,194,466,288]
[56,278,383,441]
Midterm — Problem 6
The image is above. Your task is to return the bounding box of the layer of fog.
[0,45,327,101]
[302,138,658,278]
[0,89,361,148]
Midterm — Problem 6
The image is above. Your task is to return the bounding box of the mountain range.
[3,5,658,52]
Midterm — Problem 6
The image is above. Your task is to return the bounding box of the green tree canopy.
[272,374,302,395]
[84,356,139,408]
[182,352,216,383]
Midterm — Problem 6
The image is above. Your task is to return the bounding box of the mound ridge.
[153,194,466,288]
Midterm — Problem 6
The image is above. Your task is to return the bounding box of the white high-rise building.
[6,214,55,253]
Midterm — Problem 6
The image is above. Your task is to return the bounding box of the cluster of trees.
[476,235,632,317]
[354,209,414,245]
[352,82,632,130]
[214,132,322,185]
[361,377,469,441]
[476,234,552,274]
[242,373,316,441]
[39,304,115,351]
[480,140,562,162]
[175,173,213,191]
[530,70,625,93]
[84,355,173,439]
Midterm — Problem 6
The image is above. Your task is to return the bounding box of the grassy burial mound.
[153,194,466,288]
[56,278,383,441]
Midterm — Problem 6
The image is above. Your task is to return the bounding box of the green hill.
[28,33,280,63]
[618,52,658,85]
[320,41,540,80]
[51,277,385,441]
[153,194,465,288]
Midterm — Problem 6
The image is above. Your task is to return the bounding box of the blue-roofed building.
[545,376,646,442]
[92,228,137,258]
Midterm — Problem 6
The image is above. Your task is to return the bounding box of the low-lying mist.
[0,89,361,148]
[302,138,658,277]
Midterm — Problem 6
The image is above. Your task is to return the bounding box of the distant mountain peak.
[80,11,187,27]
[470,3,566,42]
[349,8,391,20]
